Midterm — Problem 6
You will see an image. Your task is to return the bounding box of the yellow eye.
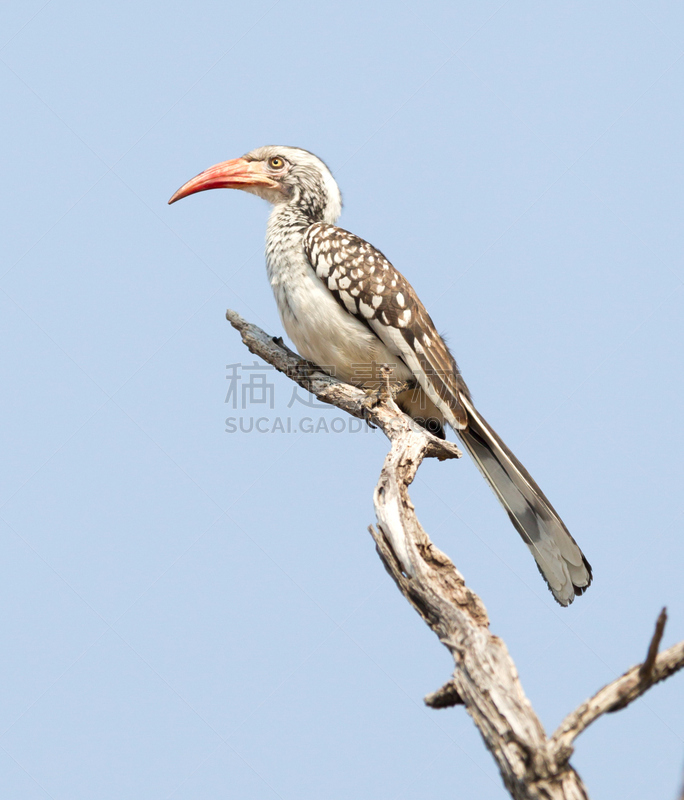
[268,156,285,169]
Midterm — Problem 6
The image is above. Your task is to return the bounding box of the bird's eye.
[268,156,285,170]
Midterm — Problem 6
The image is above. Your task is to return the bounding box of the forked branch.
[226,308,684,800]
[551,609,684,762]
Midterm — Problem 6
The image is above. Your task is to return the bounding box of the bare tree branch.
[226,308,684,800]
[424,678,464,709]
[639,607,668,682]
[551,610,684,761]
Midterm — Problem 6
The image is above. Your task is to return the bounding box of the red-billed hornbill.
[169,145,592,606]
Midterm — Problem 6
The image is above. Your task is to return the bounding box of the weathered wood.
[551,611,684,762]
[226,308,684,800]
[639,608,668,682]
[367,425,587,799]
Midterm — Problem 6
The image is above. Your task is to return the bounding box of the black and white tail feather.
[456,394,592,605]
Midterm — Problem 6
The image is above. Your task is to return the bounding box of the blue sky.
[1,2,683,798]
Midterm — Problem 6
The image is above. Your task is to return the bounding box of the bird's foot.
[360,365,400,428]
[361,390,380,429]
[271,335,302,361]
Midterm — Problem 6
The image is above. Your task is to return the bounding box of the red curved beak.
[168,158,280,204]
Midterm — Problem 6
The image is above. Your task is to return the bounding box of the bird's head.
[168,145,342,224]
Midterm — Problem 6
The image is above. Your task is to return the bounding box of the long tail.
[456,393,592,606]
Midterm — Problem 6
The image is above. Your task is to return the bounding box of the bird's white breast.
[265,219,411,385]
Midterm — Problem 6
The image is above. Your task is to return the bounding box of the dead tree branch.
[226,308,684,800]
[551,610,684,761]
[640,607,668,682]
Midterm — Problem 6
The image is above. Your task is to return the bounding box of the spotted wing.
[303,222,469,429]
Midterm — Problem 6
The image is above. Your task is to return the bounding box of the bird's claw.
[361,377,391,428]
[361,390,380,429]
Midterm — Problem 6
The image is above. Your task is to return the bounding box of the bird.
[169,145,592,606]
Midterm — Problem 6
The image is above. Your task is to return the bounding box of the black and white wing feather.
[304,222,469,429]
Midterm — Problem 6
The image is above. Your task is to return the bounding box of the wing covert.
[303,222,469,427]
